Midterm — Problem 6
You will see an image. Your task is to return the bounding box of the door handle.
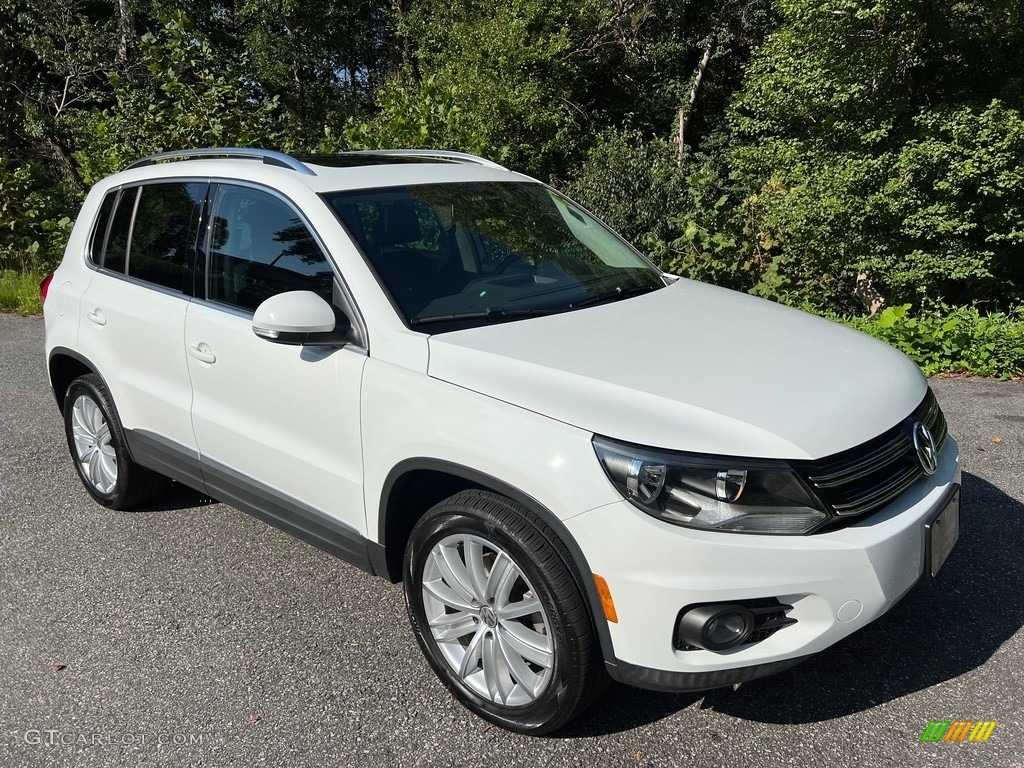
[87,309,107,326]
[188,344,216,364]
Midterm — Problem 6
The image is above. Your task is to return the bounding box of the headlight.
[593,437,829,535]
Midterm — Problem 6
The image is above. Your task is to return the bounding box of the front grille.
[798,389,948,526]
[676,598,796,651]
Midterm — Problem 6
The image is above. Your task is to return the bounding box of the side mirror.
[252,291,352,346]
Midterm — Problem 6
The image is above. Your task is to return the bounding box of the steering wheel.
[489,252,528,276]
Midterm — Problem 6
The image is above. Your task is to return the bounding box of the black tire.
[63,374,169,509]
[404,489,607,734]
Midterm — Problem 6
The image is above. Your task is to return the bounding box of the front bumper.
[564,437,961,690]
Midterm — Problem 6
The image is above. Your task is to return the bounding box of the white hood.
[425,279,926,460]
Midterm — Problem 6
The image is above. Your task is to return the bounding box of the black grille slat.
[748,604,788,617]
[756,616,798,631]
[798,389,948,529]
[832,465,920,515]
[808,435,911,487]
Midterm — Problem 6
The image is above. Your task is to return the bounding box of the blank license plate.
[925,487,960,578]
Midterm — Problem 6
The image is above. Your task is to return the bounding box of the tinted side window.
[88,192,116,265]
[127,182,206,292]
[208,185,333,312]
[103,188,138,274]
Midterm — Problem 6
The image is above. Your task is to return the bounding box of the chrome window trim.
[80,266,193,302]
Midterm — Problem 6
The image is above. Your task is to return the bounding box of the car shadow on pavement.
[130,480,220,512]
[559,471,1022,735]
[556,685,704,738]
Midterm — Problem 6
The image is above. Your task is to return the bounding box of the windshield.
[323,182,665,330]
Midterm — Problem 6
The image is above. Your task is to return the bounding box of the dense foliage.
[838,304,1024,379]
[1,0,1022,373]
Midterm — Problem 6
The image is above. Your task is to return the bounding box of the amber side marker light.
[593,574,618,623]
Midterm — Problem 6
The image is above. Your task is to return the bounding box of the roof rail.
[124,148,315,176]
[340,149,507,170]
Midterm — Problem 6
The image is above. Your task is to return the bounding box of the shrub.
[0,159,76,273]
[834,303,1024,379]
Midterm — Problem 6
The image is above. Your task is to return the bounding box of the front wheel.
[403,489,607,734]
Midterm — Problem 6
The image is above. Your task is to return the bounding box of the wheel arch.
[48,347,109,413]
[375,458,616,662]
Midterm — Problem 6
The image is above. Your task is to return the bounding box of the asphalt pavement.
[1,314,1022,767]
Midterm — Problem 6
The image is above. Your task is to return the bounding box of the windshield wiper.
[409,285,660,325]
[568,284,659,310]
[409,307,562,326]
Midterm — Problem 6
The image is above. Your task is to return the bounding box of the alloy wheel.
[421,533,553,707]
[70,394,118,494]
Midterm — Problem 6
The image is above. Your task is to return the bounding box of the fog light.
[676,604,755,651]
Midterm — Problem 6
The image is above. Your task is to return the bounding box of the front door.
[184,182,367,558]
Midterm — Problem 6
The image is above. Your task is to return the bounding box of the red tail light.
[39,273,54,304]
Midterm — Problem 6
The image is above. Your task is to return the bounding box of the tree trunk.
[677,38,716,165]
[47,137,86,193]
[854,271,887,315]
[116,0,132,68]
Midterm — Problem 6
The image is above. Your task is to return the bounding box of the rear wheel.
[404,489,607,734]
[63,374,168,509]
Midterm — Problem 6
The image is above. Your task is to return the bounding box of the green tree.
[721,0,1024,311]
[870,102,1024,305]
[237,0,393,145]
[0,0,119,267]
[341,74,503,160]
[563,131,688,256]
[2,0,117,190]
[74,11,283,185]
[380,0,615,176]
[0,1,397,267]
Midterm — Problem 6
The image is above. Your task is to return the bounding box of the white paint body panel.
[42,190,97,375]
[185,300,366,533]
[428,279,926,460]
[251,290,336,333]
[77,276,197,451]
[360,358,620,543]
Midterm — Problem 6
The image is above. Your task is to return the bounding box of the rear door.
[77,180,207,484]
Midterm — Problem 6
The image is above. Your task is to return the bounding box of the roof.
[104,147,531,195]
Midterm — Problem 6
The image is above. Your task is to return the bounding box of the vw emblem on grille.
[912,421,938,476]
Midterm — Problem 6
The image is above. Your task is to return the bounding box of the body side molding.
[124,429,378,575]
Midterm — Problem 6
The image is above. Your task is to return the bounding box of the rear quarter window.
[102,188,137,274]
[88,192,116,265]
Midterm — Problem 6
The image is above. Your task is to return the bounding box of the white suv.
[42,148,961,734]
